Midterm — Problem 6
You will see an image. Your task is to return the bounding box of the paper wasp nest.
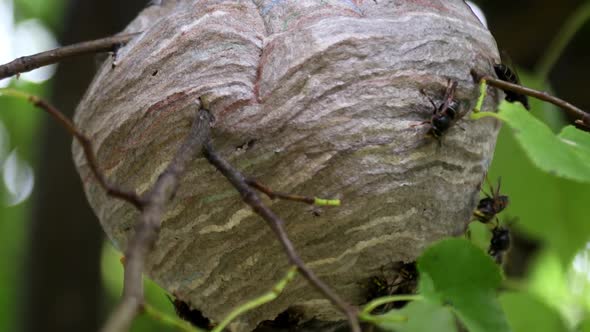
[73,0,501,330]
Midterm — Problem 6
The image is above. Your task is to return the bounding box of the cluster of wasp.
[472,177,512,265]
[364,177,512,309]
[411,60,526,261]
[365,62,525,306]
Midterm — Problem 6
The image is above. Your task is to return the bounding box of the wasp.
[473,177,509,224]
[493,60,530,110]
[488,216,517,265]
[413,80,466,144]
[488,224,511,264]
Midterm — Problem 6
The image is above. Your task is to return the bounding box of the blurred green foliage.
[101,244,179,332]
[13,0,66,31]
[0,1,65,331]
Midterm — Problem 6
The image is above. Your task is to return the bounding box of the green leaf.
[559,126,590,155]
[418,238,510,332]
[487,123,590,264]
[376,300,457,332]
[500,292,569,332]
[467,222,492,252]
[418,272,438,302]
[472,103,590,183]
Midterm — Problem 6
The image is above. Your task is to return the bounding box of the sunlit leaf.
[559,126,590,155]
[500,292,569,332]
[418,238,510,332]
[473,103,590,183]
[487,122,590,264]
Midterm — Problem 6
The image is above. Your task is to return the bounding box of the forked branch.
[0,89,214,331]
[203,141,361,332]
[102,108,213,332]
[3,86,359,331]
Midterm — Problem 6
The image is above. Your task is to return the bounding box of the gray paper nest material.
[73,0,501,330]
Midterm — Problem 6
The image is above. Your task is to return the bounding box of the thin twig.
[360,294,423,317]
[212,266,298,332]
[471,70,590,130]
[0,32,140,80]
[203,141,361,332]
[245,178,341,206]
[0,88,143,209]
[101,108,213,332]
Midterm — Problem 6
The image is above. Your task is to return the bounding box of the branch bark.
[472,70,590,130]
[203,141,361,332]
[0,32,139,80]
[101,108,213,332]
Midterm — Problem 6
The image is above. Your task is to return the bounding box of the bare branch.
[0,88,143,208]
[101,108,213,332]
[245,178,340,206]
[203,141,361,332]
[471,70,590,131]
[0,32,140,80]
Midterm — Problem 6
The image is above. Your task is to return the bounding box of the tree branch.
[0,32,140,80]
[203,141,361,332]
[471,70,590,131]
[101,108,213,332]
[245,178,341,206]
[3,86,358,330]
[0,88,143,208]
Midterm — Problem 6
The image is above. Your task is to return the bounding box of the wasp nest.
[73,0,501,330]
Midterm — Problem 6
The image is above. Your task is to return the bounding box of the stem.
[361,294,423,316]
[212,266,298,332]
[0,32,140,80]
[360,312,408,325]
[246,178,341,206]
[143,304,204,332]
[203,142,361,332]
[473,79,488,113]
[470,71,590,129]
[536,3,590,79]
